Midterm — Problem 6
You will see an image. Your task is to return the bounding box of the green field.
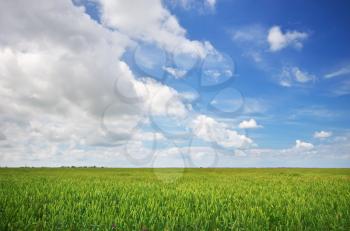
[0,168,349,230]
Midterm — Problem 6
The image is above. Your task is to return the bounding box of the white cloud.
[290,106,338,119]
[325,65,350,79]
[206,0,216,9]
[294,68,314,83]
[238,134,350,167]
[179,91,199,102]
[279,66,315,87]
[167,0,216,13]
[314,131,332,139]
[163,66,187,78]
[239,119,262,129]
[231,24,266,45]
[132,131,166,141]
[3,0,345,168]
[0,0,217,166]
[243,98,269,114]
[97,0,213,57]
[145,79,189,118]
[0,132,6,141]
[190,115,253,148]
[328,79,350,96]
[295,140,314,150]
[267,26,308,52]
[324,65,350,95]
[244,51,263,63]
[230,24,267,64]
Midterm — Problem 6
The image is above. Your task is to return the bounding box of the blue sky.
[0,0,349,167]
[88,0,350,164]
[164,0,350,147]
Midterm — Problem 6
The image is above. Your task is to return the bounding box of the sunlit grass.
[0,168,349,230]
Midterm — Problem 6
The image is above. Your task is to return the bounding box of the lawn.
[0,168,349,230]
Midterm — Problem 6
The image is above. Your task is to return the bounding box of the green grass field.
[0,168,349,230]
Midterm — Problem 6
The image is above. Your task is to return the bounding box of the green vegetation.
[0,168,349,230]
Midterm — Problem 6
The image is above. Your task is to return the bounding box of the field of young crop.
[0,168,349,230]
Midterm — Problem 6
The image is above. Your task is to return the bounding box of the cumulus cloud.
[239,119,262,129]
[314,131,332,139]
[279,66,315,87]
[190,115,253,148]
[97,0,213,57]
[0,132,6,141]
[295,140,314,150]
[267,26,308,52]
[142,79,189,118]
[0,0,219,166]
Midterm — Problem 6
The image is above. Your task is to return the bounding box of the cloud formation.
[279,66,315,87]
[1,0,347,168]
[324,65,350,79]
[98,0,213,57]
[0,0,218,165]
[295,140,314,150]
[0,0,253,167]
[239,119,262,129]
[314,131,332,139]
[231,24,313,88]
[163,67,187,79]
[267,26,308,52]
[167,0,216,13]
[190,115,252,148]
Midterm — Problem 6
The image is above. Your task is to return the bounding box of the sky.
[0,0,349,167]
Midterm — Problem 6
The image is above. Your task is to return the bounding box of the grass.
[0,168,349,230]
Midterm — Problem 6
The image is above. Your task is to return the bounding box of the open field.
[0,168,349,230]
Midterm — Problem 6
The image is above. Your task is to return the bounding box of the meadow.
[0,168,349,230]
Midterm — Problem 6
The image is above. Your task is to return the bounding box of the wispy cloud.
[243,98,269,114]
[278,66,315,87]
[324,65,350,78]
[230,24,268,64]
[166,0,216,13]
[289,106,339,120]
[163,67,187,79]
[330,79,350,96]
[231,24,267,46]
[314,131,332,139]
